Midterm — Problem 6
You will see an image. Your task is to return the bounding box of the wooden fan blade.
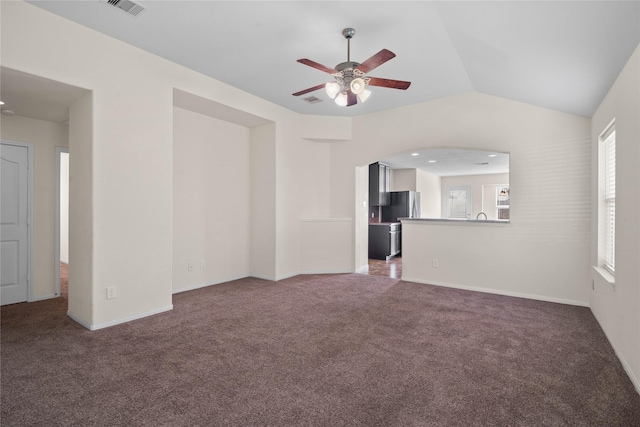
[297,59,336,74]
[292,84,326,97]
[357,49,396,74]
[367,77,411,90]
[347,91,357,106]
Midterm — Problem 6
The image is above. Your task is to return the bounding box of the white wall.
[0,114,68,299]
[391,169,417,191]
[67,91,93,326]
[172,107,251,292]
[299,219,353,274]
[590,45,640,391]
[441,173,509,220]
[355,165,370,272]
[416,169,441,218]
[274,116,333,280]
[60,152,69,264]
[250,123,277,280]
[332,92,591,304]
[391,168,441,218]
[1,1,333,328]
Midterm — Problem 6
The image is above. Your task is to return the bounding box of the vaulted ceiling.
[25,1,640,118]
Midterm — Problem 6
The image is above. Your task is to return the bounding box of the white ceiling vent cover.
[302,96,323,104]
[106,0,146,17]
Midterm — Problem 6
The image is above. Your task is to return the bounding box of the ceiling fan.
[293,28,411,107]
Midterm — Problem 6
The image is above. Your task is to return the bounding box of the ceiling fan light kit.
[293,28,411,107]
[350,77,366,95]
[325,81,341,99]
[357,89,371,103]
[335,92,348,107]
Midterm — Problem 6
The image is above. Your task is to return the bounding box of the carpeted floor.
[2,274,639,426]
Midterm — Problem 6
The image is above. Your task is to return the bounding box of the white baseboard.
[400,276,590,307]
[172,275,249,294]
[251,272,300,282]
[590,309,640,395]
[250,273,277,281]
[355,264,369,274]
[614,347,640,395]
[300,269,353,275]
[67,304,174,331]
[66,311,92,330]
[274,272,302,281]
[30,293,58,302]
[174,271,355,292]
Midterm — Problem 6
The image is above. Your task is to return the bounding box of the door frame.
[55,147,69,297]
[1,140,34,302]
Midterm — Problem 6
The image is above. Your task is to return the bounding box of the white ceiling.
[0,67,89,123]
[23,0,640,119]
[4,1,637,176]
[381,148,509,177]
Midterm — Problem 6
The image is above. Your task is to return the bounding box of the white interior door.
[1,143,30,305]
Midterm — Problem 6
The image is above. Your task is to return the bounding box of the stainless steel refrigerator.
[381,191,421,222]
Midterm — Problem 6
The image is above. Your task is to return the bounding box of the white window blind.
[603,128,616,274]
[496,186,510,220]
[449,190,468,218]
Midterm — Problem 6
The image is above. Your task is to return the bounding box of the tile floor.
[367,256,402,279]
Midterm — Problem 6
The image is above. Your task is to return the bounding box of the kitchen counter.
[369,222,401,226]
[400,218,509,224]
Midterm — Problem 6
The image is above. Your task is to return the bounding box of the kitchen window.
[599,122,616,275]
[444,186,472,219]
[496,186,510,220]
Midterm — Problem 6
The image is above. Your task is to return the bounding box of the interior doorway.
[354,163,405,280]
[0,141,34,305]
[55,148,69,299]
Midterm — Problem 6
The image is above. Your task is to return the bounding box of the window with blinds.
[448,189,468,218]
[601,125,616,274]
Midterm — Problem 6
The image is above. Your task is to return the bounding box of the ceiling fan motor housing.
[335,61,360,72]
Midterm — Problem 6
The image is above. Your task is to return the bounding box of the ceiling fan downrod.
[342,28,355,63]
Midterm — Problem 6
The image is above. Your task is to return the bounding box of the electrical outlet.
[200,260,206,269]
[432,259,439,268]
[106,286,117,300]
[188,263,194,272]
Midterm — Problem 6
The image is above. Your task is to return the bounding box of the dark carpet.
[2,274,639,426]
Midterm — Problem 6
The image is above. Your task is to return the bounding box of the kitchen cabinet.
[369,162,390,206]
[368,223,401,260]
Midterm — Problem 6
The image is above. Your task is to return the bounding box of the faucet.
[476,212,487,220]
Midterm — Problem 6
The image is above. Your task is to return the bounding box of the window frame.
[599,121,616,276]
[443,186,472,219]
[496,186,510,220]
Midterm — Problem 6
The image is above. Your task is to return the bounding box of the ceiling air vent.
[302,96,323,104]
[106,0,146,17]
